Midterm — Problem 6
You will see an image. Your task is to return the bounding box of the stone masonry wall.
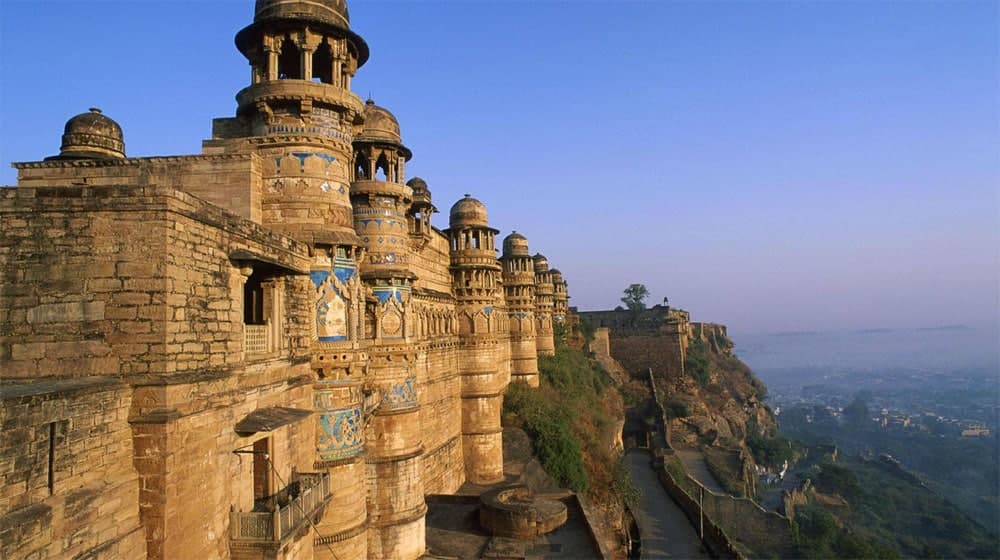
[609,335,686,379]
[14,155,264,223]
[0,379,147,560]
[0,185,312,381]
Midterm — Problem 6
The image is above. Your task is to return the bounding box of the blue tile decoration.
[381,375,417,410]
[310,269,330,289]
[334,264,355,285]
[373,287,404,304]
[314,265,356,342]
[316,406,363,460]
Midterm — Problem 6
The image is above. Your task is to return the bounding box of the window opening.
[312,41,333,84]
[278,38,301,79]
[355,153,369,180]
[47,422,56,495]
[244,270,266,325]
[374,153,389,181]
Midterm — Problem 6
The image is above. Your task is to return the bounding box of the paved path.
[674,447,726,495]
[625,450,710,559]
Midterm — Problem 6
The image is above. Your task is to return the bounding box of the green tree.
[621,283,649,312]
[843,396,870,428]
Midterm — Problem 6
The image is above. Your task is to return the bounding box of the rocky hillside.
[590,311,780,497]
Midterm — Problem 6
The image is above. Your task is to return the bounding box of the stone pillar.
[312,373,368,560]
[459,336,505,484]
[364,350,426,560]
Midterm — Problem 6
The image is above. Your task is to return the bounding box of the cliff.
[580,308,775,459]
[581,307,804,557]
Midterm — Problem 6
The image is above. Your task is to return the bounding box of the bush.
[746,431,794,469]
[685,340,711,385]
[813,462,860,501]
[612,459,640,508]
[504,383,588,492]
[664,397,691,419]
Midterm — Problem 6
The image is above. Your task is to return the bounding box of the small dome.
[549,268,563,280]
[255,0,349,28]
[51,108,125,160]
[358,99,401,143]
[449,194,488,228]
[406,177,429,194]
[407,177,433,208]
[503,231,530,257]
[532,253,549,272]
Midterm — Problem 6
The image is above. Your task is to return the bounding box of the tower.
[351,100,426,559]
[447,196,508,484]
[501,232,539,387]
[532,253,556,356]
[210,2,374,557]
[550,268,569,323]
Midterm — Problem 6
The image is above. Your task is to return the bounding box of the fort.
[0,2,574,559]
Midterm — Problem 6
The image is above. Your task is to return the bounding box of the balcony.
[230,473,331,544]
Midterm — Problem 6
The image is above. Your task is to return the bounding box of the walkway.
[674,447,726,495]
[625,450,709,560]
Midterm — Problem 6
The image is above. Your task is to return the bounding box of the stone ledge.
[0,376,124,400]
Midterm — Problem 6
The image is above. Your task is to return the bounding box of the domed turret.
[449,195,489,228]
[532,253,549,273]
[48,108,125,160]
[406,177,430,197]
[254,0,350,29]
[502,231,530,257]
[356,99,411,159]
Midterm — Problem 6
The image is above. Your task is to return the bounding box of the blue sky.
[1,1,997,333]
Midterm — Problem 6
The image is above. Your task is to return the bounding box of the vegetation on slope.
[791,457,998,559]
[503,344,629,505]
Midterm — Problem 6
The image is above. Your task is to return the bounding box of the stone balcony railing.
[230,472,331,544]
[244,323,270,356]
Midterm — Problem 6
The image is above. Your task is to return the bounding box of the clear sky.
[1,1,997,333]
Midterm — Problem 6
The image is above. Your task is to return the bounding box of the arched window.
[278,37,301,79]
[355,153,369,180]
[312,41,333,83]
[375,153,390,181]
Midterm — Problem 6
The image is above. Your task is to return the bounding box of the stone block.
[26,301,105,324]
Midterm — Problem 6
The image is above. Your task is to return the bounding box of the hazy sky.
[1,1,997,333]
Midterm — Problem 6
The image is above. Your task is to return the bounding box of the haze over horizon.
[2,0,996,334]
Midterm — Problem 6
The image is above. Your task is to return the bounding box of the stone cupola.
[350,99,414,284]
[405,177,436,237]
[46,108,125,160]
[446,195,501,304]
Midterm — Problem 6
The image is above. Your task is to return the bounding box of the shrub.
[685,340,711,385]
[664,397,691,419]
[504,383,588,492]
[746,431,794,469]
